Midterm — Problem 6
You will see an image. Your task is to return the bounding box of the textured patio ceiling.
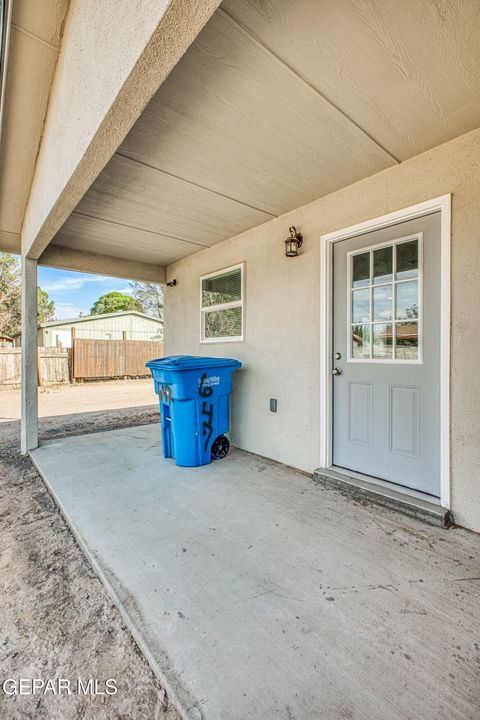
[52,0,480,266]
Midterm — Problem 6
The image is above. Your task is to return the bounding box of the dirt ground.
[0,381,181,720]
[0,378,157,422]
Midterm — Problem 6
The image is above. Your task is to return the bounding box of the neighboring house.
[0,335,13,347]
[12,311,162,347]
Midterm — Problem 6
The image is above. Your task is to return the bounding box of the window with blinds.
[200,264,244,342]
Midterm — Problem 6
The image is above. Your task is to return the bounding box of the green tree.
[405,303,419,320]
[0,253,21,337]
[129,281,164,319]
[37,287,55,323]
[0,253,56,337]
[90,291,143,315]
[129,281,164,338]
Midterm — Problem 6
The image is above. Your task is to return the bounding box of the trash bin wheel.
[211,435,230,460]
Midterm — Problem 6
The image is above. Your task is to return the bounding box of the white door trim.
[319,194,451,508]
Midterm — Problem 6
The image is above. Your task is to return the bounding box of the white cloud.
[41,275,108,292]
[54,303,89,320]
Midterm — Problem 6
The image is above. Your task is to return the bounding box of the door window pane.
[396,240,418,281]
[373,285,393,321]
[396,322,418,360]
[396,281,418,320]
[352,253,370,288]
[373,246,393,285]
[204,307,242,338]
[352,289,370,323]
[352,325,370,358]
[373,324,393,359]
[347,236,421,362]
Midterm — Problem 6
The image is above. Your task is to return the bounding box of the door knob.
[331,367,342,376]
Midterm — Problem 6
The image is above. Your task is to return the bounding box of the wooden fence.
[0,340,163,385]
[0,347,69,386]
[72,338,163,380]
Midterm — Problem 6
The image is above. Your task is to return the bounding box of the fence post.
[37,347,43,387]
[123,331,128,379]
[70,327,76,383]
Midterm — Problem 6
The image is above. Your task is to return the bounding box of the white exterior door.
[332,212,441,497]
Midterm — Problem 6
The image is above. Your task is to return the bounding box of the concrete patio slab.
[31,425,480,720]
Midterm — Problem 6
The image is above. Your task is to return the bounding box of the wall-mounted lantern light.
[166,279,177,287]
[284,226,303,257]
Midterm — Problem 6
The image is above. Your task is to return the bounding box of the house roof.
[11,310,162,337]
[39,310,162,329]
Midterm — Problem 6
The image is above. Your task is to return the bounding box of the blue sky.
[38,266,134,320]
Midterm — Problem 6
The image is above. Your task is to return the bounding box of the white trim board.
[319,195,451,508]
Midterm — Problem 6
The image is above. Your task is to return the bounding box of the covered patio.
[2,2,480,717]
[31,424,480,720]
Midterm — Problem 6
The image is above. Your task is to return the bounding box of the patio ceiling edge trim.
[39,245,166,283]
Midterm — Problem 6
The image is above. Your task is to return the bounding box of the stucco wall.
[165,128,480,533]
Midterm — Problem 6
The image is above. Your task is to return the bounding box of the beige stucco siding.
[165,127,480,533]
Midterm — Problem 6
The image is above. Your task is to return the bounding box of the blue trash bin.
[146,355,242,467]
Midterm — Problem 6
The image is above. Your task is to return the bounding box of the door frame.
[319,194,451,507]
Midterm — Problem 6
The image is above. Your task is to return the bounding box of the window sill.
[200,336,244,344]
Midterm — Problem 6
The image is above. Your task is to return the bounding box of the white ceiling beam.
[39,246,166,284]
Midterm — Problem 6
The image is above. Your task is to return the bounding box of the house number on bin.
[199,373,214,451]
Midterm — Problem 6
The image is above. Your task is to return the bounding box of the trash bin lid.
[146,355,241,371]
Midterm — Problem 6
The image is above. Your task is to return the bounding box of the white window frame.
[347,232,423,364]
[200,262,245,343]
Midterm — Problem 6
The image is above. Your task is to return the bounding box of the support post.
[21,256,38,453]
